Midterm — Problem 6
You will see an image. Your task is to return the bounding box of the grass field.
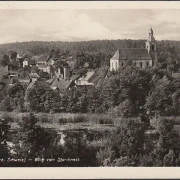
[2,111,180,134]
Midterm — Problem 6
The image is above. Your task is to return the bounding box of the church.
[110,28,158,71]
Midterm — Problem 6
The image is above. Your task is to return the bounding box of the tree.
[0,96,12,112]
[0,54,9,67]
[15,113,56,159]
[145,76,173,115]
[0,117,10,159]
[96,119,145,166]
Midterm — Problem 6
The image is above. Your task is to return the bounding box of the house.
[70,75,80,82]
[46,79,55,85]
[54,65,71,79]
[36,55,55,74]
[37,55,55,66]
[8,71,18,78]
[1,77,18,86]
[27,80,50,90]
[50,78,74,95]
[38,64,50,73]
[110,28,158,71]
[18,76,31,85]
[29,73,40,82]
[23,56,38,67]
[75,71,100,86]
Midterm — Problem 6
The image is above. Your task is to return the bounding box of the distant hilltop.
[0,39,179,56]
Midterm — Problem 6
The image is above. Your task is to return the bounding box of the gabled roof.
[30,55,40,61]
[27,81,36,89]
[89,75,100,84]
[1,78,17,85]
[38,64,47,69]
[29,73,40,78]
[27,80,50,89]
[38,55,49,62]
[111,48,152,61]
[70,75,80,81]
[51,79,73,91]
[46,79,55,85]
[18,76,30,81]
[83,71,95,81]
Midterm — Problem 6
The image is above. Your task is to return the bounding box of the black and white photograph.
[1,2,180,168]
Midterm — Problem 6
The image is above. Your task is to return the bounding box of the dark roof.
[89,75,100,84]
[38,55,49,62]
[111,48,152,61]
[18,76,30,81]
[46,79,55,85]
[70,75,80,81]
[27,80,50,89]
[51,79,73,90]
[1,78,17,85]
[29,73,40,78]
[38,64,47,68]
[82,71,95,81]
[30,55,40,61]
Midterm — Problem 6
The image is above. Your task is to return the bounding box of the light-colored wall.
[23,61,28,67]
[110,59,119,71]
[133,60,152,69]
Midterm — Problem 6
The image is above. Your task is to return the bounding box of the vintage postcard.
[0,0,180,179]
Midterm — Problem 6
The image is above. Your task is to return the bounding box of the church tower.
[146,27,158,67]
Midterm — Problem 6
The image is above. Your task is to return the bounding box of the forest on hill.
[0,39,180,61]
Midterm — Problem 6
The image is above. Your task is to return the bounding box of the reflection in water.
[57,131,66,145]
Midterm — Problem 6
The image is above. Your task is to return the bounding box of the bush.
[58,118,68,125]
[36,113,48,123]
[73,114,86,123]
[153,117,174,135]
[96,147,116,166]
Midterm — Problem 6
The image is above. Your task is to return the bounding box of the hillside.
[0,39,180,66]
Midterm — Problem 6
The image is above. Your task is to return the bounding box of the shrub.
[36,113,48,123]
[96,147,116,166]
[73,114,86,123]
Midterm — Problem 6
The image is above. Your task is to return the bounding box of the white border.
[1,1,180,179]
[0,167,180,178]
[0,1,179,9]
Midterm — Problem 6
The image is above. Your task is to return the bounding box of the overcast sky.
[0,9,180,44]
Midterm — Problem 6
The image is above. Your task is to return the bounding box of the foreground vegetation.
[0,112,178,167]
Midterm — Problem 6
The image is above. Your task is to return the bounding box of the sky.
[0,9,180,44]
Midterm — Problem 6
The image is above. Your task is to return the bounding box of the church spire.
[149,27,153,36]
[146,27,156,52]
[145,27,158,68]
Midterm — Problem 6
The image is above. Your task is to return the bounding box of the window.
[152,44,154,51]
[147,62,149,67]
[140,62,143,68]
[116,62,118,70]
[122,62,124,67]
[111,62,114,70]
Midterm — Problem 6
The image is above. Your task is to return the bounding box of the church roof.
[111,48,152,61]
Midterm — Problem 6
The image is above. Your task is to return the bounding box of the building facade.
[110,28,157,71]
